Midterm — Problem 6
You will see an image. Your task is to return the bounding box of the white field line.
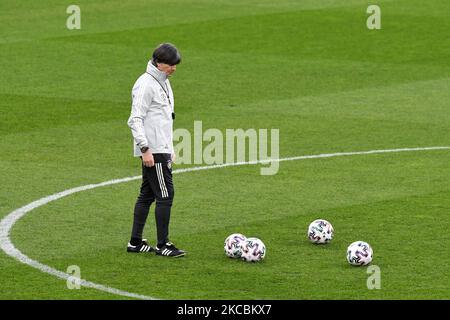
[0,146,449,300]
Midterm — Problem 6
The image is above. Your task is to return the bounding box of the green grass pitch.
[0,0,449,299]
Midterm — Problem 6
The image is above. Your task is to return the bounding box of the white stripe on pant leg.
[155,163,166,198]
[158,163,168,198]
[156,163,166,198]
[155,163,163,197]
[159,163,169,198]
[156,163,168,198]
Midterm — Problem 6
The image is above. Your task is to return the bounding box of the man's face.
[157,63,177,76]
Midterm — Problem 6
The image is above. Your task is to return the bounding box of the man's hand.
[171,152,176,162]
[142,150,154,167]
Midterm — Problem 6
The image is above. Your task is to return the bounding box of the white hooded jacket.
[128,60,175,156]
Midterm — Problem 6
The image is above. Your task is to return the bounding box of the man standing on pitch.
[127,43,185,257]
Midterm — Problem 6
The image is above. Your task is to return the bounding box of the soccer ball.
[307,219,334,244]
[224,233,247,258]
[347,241,373,266]
[241,237,266,262]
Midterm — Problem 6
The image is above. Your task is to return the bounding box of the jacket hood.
[146,60,168,82]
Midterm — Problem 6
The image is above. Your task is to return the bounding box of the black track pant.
[130,153,174,247]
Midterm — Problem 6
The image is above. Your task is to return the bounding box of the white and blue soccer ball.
[307,219,334,244]
[241,237,266,262]
[224,233,247,258]
[347,241,373,266]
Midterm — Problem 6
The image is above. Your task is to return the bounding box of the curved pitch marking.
[1,146,448,299]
